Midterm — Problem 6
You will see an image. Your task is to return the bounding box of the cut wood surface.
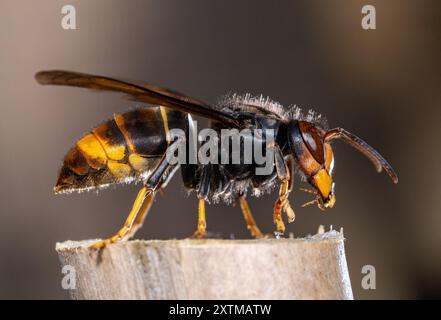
[56,229,353,300]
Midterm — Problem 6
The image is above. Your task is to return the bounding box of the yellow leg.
[91,187,153,249]
[273,200,285,234]
[121,190,155,239]
[192,198,207,238]
[282,197,295,223]
[274,180,293,234]
[239,196,263,238]
[283,159,296,223]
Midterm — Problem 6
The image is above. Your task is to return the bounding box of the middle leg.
[238,194,263,238]
[191,165,211,238]
[192,197,207,238]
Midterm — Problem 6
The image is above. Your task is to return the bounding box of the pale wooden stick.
[56,230,353,300]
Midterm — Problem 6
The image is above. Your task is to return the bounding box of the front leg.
[273,146,296,235]
[283,155,296,223]
[273,181,287,235]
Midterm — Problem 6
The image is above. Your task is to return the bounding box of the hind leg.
[91,150,179,249]
[124,165,181,238]
[91,187,155,249]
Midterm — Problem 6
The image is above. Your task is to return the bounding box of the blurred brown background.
[0,0,440,299]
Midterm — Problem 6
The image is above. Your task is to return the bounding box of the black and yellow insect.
[36,70,398,249]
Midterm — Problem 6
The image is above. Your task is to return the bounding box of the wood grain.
[56,230,353,300]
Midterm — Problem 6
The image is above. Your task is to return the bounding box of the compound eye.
[299,121,325,164]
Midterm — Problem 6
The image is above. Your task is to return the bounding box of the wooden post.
[56,229,353,299]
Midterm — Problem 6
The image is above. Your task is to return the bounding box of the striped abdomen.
[55,107,186,193]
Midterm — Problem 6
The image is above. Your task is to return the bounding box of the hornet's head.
[287,120,336,209]
[287,119,398,209]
